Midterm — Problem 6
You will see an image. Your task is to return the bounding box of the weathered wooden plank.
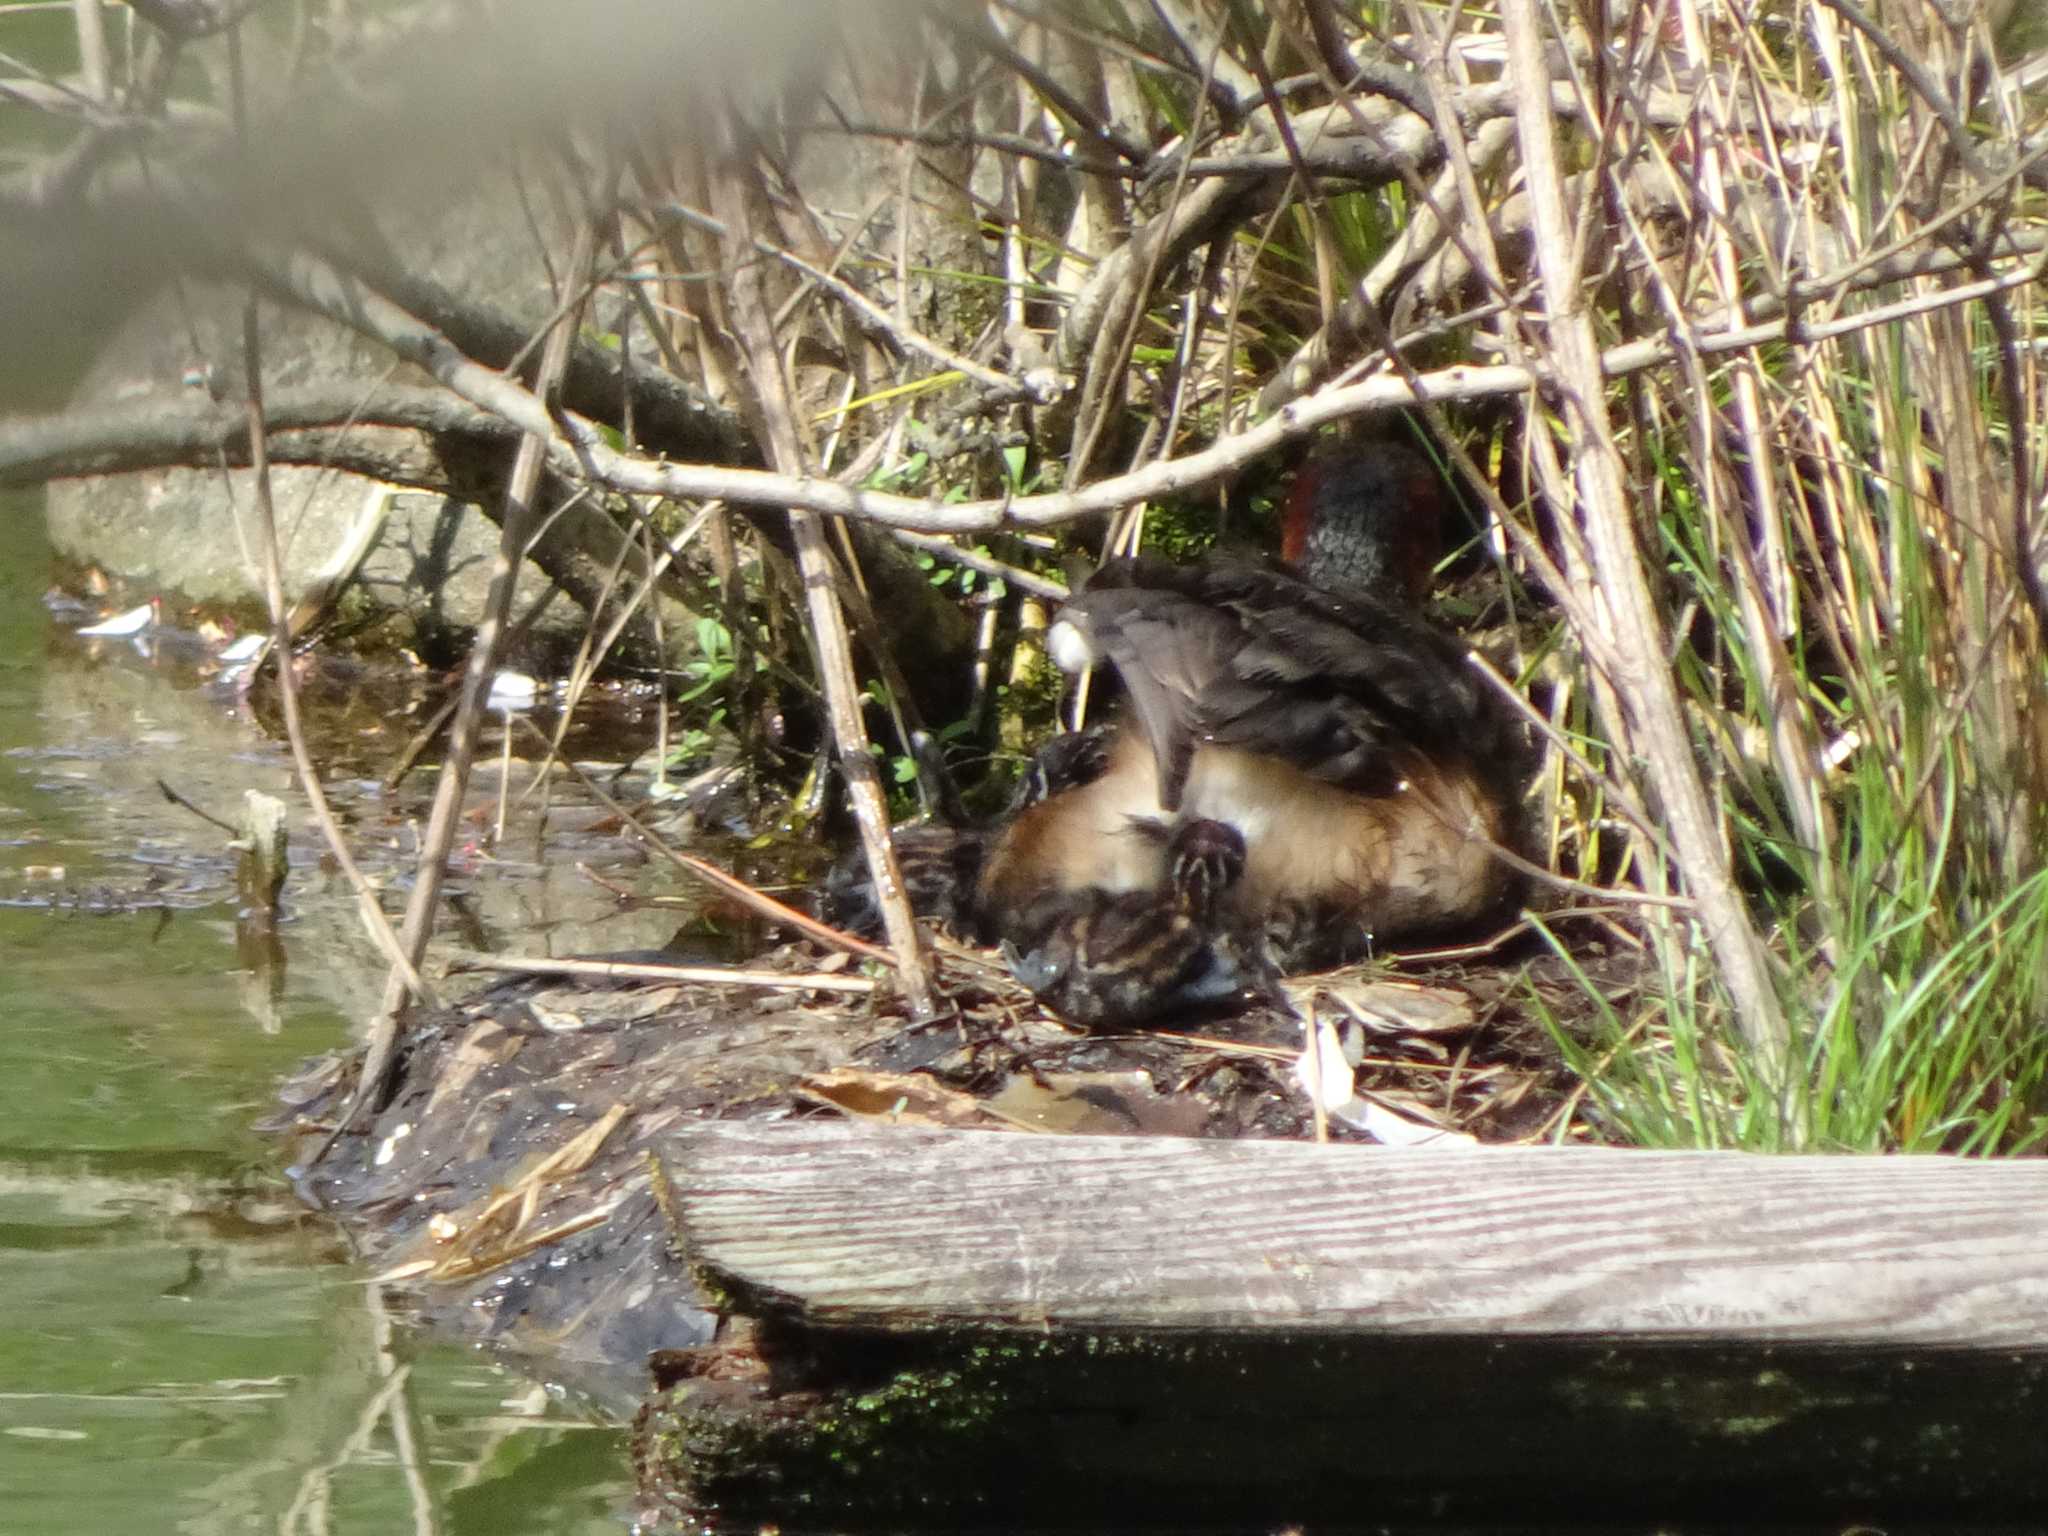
[670,1123,2048,1346]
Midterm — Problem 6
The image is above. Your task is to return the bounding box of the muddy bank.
[277,928,1580,1414]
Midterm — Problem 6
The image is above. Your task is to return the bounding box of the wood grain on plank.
[670,1123,2048,1346]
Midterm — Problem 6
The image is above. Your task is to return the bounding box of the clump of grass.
[1509,0,2048,1151]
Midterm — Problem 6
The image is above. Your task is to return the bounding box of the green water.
[0,492,636,1534]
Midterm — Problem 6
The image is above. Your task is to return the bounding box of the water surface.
[0,488,636,1535]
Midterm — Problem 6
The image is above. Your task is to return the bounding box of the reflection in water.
[0,492,635,1535]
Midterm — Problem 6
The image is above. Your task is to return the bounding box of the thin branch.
[523,745,893,963]
[12,234,2035,553]
[1503,0,1790,1094]
[222,43,435,1150]
[350,218,602,1126]
[1812,0,1992,183]
[932,6,1157,168]
[709,117,937,1017]
[885,529,1067,601]
[793,119,1127,176]
[586,256,2042,530]
[647,199,1041,400]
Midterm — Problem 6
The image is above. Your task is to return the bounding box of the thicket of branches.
[4,0,2046,1149]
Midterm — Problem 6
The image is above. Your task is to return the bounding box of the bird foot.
[1007,726,1116,811]
[1166,817,1246,920]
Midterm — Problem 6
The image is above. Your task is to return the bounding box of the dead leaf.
[1299,976,1477,1038]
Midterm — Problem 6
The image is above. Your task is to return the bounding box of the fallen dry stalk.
[376,1103,633,1284]
[450,952,876,995]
